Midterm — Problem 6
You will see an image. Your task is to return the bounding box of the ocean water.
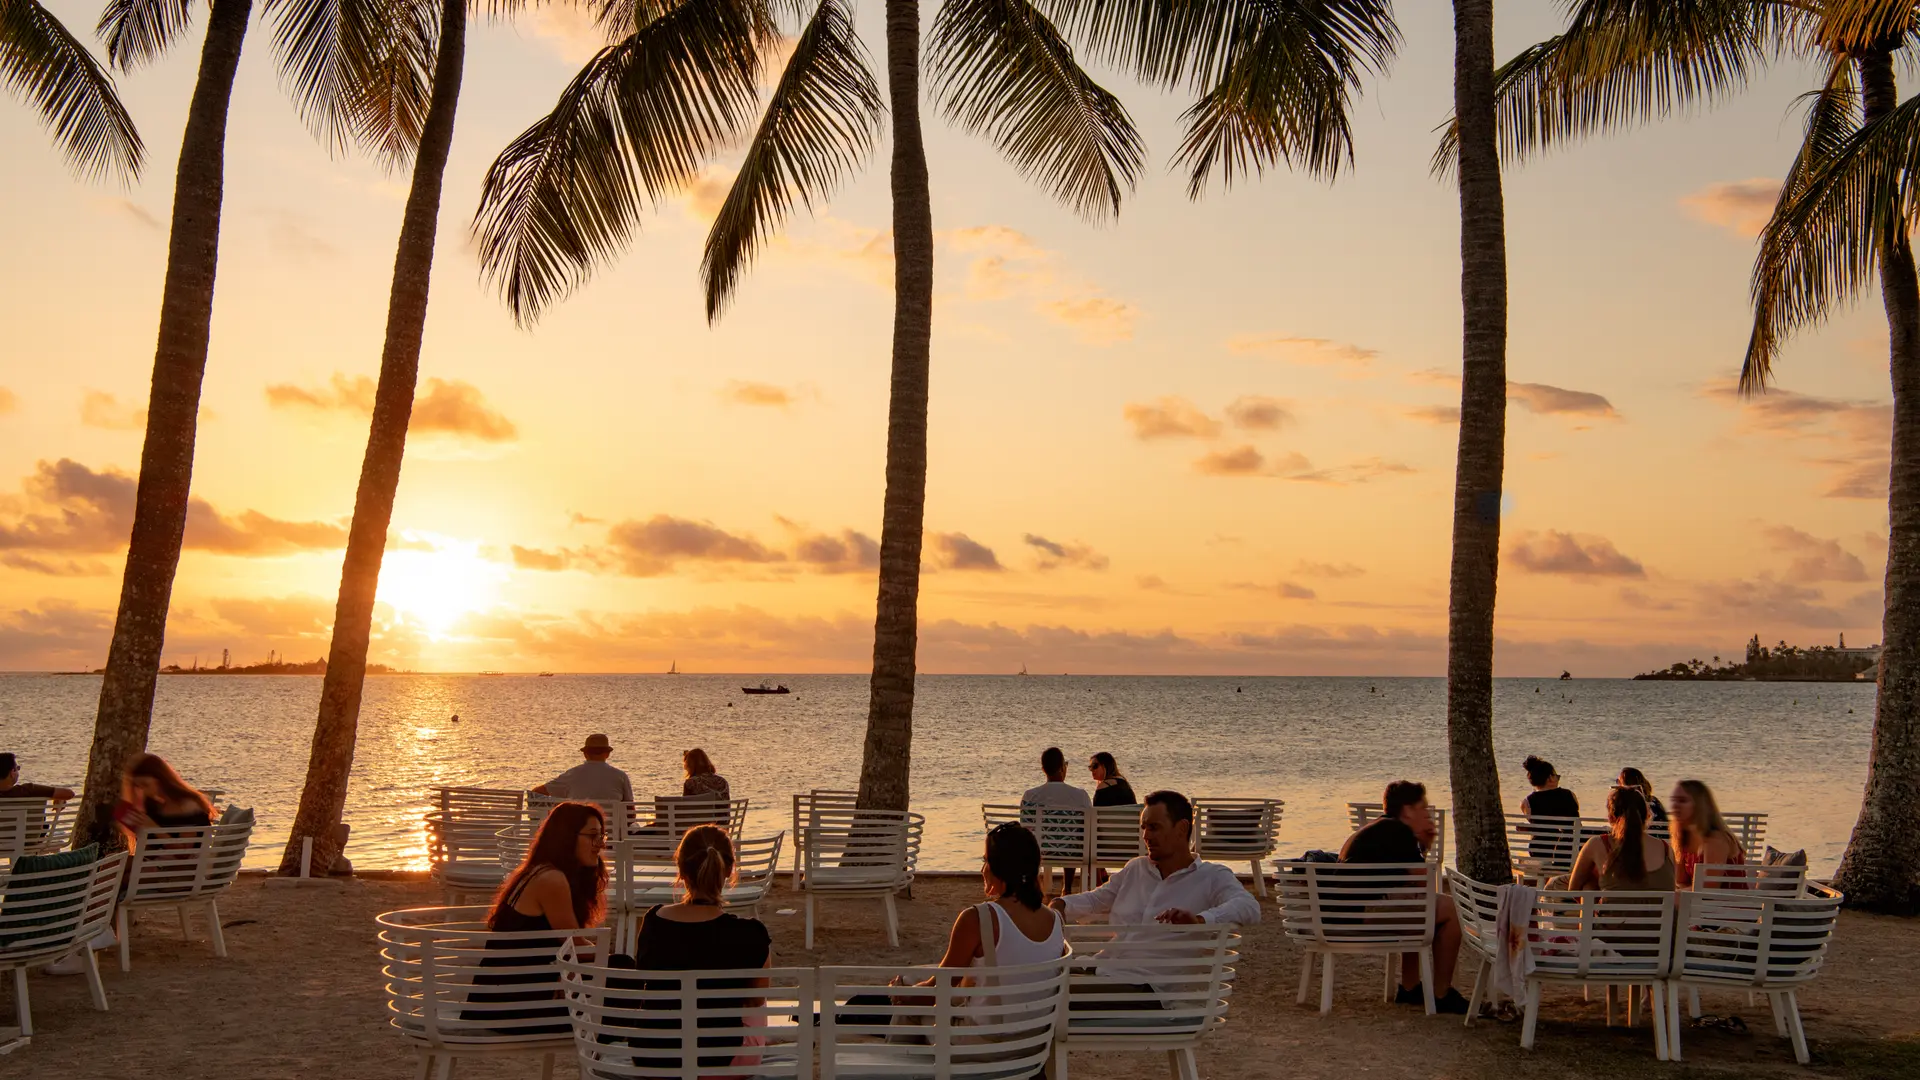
[0,673,1875,873]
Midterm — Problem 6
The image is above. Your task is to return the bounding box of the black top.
[152,806,212,828]
[1093,778,1137,807]
[1645,795,1668,823]
[1522,788,1580,818]
[1341,817,1423,864]
[631,906,770,972]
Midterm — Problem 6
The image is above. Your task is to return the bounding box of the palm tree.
[75,0,256,850]
[474,0,1144,811]
[272,0,470,876]
[2,0,143,178]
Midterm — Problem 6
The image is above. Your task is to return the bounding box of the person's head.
[683,748,716,778]
[1040,747,1067,782]
[983,822,1044,909]
[581,733,613,761]
[1522,756,1558,789]
[1617,767,1653,798]
[1669,779,1728,840]
[1140,789,1193,861]
[0,753,16,786]
[1088,752,1121,783]
[674,824,735,904]
[1383,780,1436,847]
[492,801,607,929]
[1605,786,1651,883]
[123,753,213,817]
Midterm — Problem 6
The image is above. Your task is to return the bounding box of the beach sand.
[10,873,1918,1078]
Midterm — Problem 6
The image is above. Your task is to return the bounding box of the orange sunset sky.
[0,4,1897,676]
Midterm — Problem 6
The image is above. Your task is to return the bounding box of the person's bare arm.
[1569,836,1604,891]
[530,783,551,796]
[52,787,75,802]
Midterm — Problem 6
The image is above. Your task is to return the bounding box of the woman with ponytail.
[1570,786,1675,892]
[927,823,1065,974]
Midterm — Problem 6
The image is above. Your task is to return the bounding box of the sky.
[0,3,1900,676]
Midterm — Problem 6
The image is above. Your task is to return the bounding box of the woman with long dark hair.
[1088,752,1136,806]
[114,752,215,842]
[1570,787,1675,891]
[930,822,1064,972]
[467,801,608,1027]
[1617,767,1666,822]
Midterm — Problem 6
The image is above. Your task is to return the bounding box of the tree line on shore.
[7,0,1918,910]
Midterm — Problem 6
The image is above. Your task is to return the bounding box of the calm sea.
[0,673,1874,873]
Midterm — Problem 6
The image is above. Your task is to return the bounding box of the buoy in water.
[451,714,460,723]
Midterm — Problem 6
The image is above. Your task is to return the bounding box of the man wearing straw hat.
[532,733,633,802]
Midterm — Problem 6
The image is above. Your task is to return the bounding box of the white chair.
[799,808,921,949]
[1056,923,1237,1080]
[791,790,858,888]
[1669,884,1841,1065]
[1443,868,1505,1024]
[1090,804,1147,879]
[984,803,1091,894]
[426,811,513,902]
[1191,798,1283,897]
[433,785,527,817]
[1696,860,1810,895]
[1516,889,1676,1060]
[117,819,251,971]
[817,954,1069,1080]
[611,832,787,951]
[0,800,77,864]
[1345,802,1448,864]
[624,797,751,861]
[1722,812,1770,863]
[0,850,124,1038]
[1275,860,1439,1015]
[1505,815,1587,883]
[377,905,612,1080]
[556,944,814,1079]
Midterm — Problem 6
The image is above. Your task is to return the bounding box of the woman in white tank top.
[922,823,1066,973]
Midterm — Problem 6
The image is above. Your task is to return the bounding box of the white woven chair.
[377,905,612,1080]
[610,832,787,952]
[1056,923,1236,1080]
[1345,802,1448,864]
[1443,868,1505,1025]
[1669,884,1841,1065]
[1516,889,1677,1060]
[117,820,251,971]
[556,944,814,1079]
[791,790,859,888]
[983,803,1091,895]
[1191,798,1282,897]
[1505,815,1587,883]
[817,954,1069,1080]
[800,808,922,949]
[1090,805,1147,878]
[0,850,125,1038]
[1275,860,1438,1015]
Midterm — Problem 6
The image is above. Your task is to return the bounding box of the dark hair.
[123,753,214,820]
[1605,786,1651,884]
[1383,780,1426,821]
[1091,752,1121,778]
[683,748,717,778]
[1523,756,1556,787]
[1618,767,1652,797]
[0,753,15,776]
[676,823,734,903]
[1041,747,1066,774]
[1144,789,1192,825]
[492,802,607,930]
[986,823,1044,909]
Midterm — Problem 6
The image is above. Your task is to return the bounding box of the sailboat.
[668,660,679,675]
[1018,663,1029,676]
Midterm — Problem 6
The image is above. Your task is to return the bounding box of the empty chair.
[1516,889,1676,1060]
[1443,868,1505,1025]
[1721,812,1770,864]
[116,818,252,971]
[377,905,612,1080]
[556,942,814,1079]
[610,833,787,952]
[799,808,921,949]
[1345,802,1448,864]
[1275,861,1439,1015]
[1089,804,1148,879]
[1191,798,1283,897]
[426,811,513,903]
[432,786,527,817]
[790,790,859,888]
[984,803,1091,895]
[816,954,1069,1080]
[0,801,58,864]
[625,796,750,862]
[1056,922,1238,1080]
[1669,884,1842,1065]
[0,848,125,1039]
[1505,815,1585,883]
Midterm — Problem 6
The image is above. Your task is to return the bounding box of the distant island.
[1634,635,1881,682]
[86,652,400,676]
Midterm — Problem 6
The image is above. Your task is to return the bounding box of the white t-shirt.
[543,760,633,802]
[1020,780,1092,809]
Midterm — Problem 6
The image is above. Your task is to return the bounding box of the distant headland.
[1634,635,1881,682]
[83,650,401,676]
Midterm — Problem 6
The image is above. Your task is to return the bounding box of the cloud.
[0,459,345,556]
[267,210,339,261]
[1702,381,1891,499]
[1403,404,1460,425]
[511,545,571,571]
[208,595,334,639]
[1023,534,1108,572]
[1506,530,1647,578]
[0,388,15,415]
[1764,525,1869,583]
[1618,586,1680,612]
[1124,397,1221,440]
[1041,297,1138,343]
[1278,582,1316,599]
[947,226,1137,344]
[930,531,1003,572]
[1135,574,1168,591]
[525,4,616,63]
[1507,381,1620,419]
[792,529,880,574]
[680,167,734,223]
[1225,395,1292,431]
[1681,178,1778,236]
[0,553,109,576]
[185,505,349,554]
[1195,445,1265,475]
[80,390,147,430]
[1226,335,1378,371]
[1295,560,1365,579]
[721,381,796,408]
[266,374,517,441]
[1693,577,1881,631]
[606,516,784,576]
[94,197,160,231]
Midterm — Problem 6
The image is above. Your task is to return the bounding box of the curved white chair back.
[983,803,1090,892]
[1193,798,1283,896]
[799,809,922,948]
[611,832,787,952]
[1695,861,1810,895]
[0,799,75,863]
[377,905,612,1077]
[790,790,859,887]
[1090,805,1147,872]
[557,948,814,1079]
[1668,885,1840,1064]
[625,797,751,861]
[0,849,125,1037]
[1345,802,1448,864]
[118,820,252,970]
[425,811,512,900]
[433,786,527,817]
[818,955,1069,1080]
[1275,860,1439,1015]
[1517,889,1677,1059]
[1721,812,1769,864]
[1057,922,1235,1078]
[1443,867,1506,1022]
[1506,815,1589,881]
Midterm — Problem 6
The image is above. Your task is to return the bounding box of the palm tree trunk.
[1445,0,1513,884]
[856,0,934,813]
[1833,45,1920,914]
[74,0,252,851]
[276,0,468,876]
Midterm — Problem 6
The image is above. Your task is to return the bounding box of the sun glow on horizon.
[375,536,507,637]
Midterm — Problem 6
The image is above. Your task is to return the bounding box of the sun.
[375,537,505,637]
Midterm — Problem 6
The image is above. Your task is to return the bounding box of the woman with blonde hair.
[1670,779,1744,888]
[682,748,731,800]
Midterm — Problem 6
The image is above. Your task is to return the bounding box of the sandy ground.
[8,873,1919,1079]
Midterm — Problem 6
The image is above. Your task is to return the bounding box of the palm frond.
[266,0,401,154]
[348,0,439,166]
[473,0,776,323]
[930,0,1143,218]
[1,0,143,179]
[702,0,880,319]
[1815,0,1918,54]
[96,0,196,70]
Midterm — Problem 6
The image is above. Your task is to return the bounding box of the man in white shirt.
[532,733,633,802]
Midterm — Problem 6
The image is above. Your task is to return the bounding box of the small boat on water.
[538,672,554,677]
[668,660,679,675]
[742,682,791,695]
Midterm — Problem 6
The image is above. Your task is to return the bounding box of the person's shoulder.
[720,912,771,940]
